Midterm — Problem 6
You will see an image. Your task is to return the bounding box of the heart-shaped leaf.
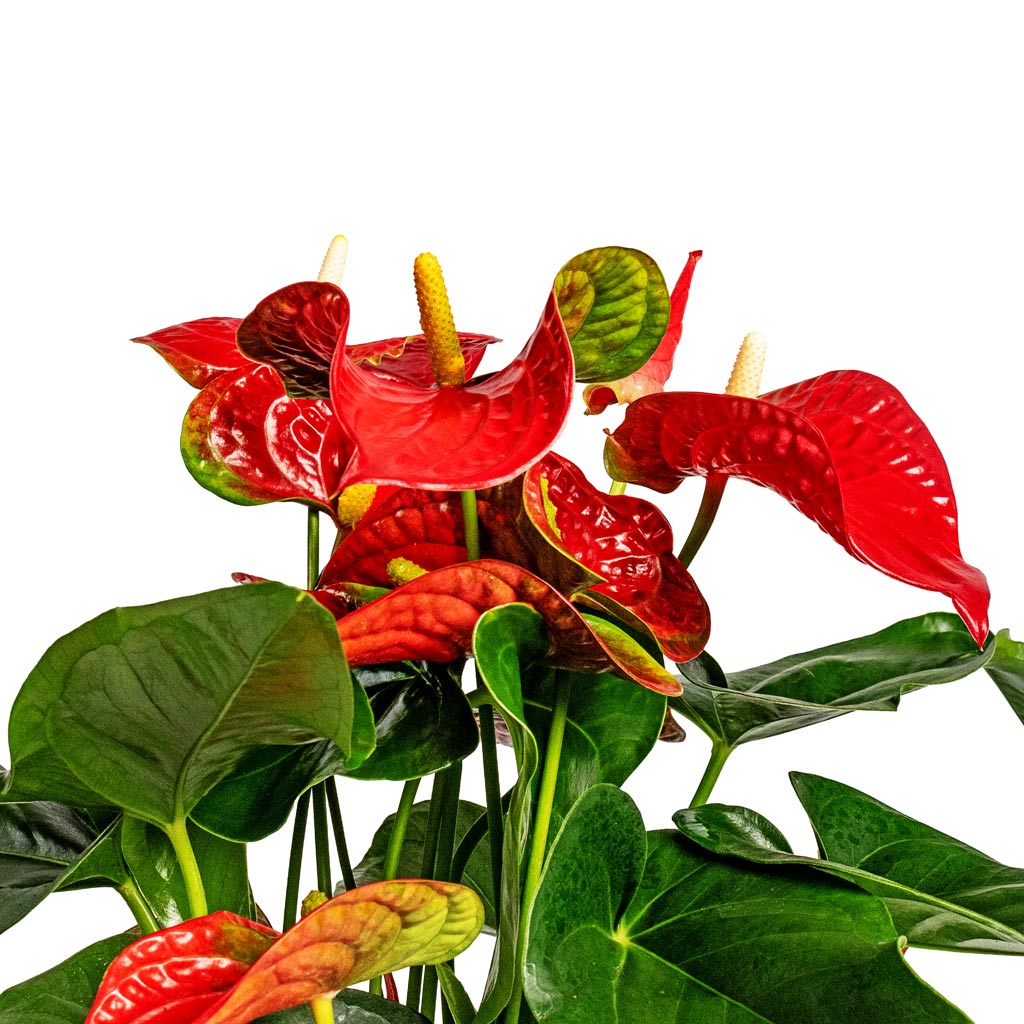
[673,612,993,748]
[331,292,573,490]
[605,372,990,644]
[134,318,246,388]
[193,881,483,1024]
[181,364,353,511]
[525,784,970,1023]
[674,774,1024,955]
[582,251,701,413]
[5,583,371,826]
[554,247,670,383]
[85,911,278,1024]
[330,559,679,694]
[521,453,709,661]
[985,628,1024,726]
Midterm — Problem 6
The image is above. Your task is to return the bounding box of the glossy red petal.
[523,453,710,661]
[329,559,679,694]
[331,292,574,490]
[182,364,352,511]
[85,912,277,1024]
[236,281,350,400]
[134,317,246,388]
[605,372,989,644]
[582,251,701,414]
[319,488,466,587]
[348,333,500,386]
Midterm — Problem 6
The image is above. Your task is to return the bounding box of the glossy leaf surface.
[134,318,246,388]
[605,372,990,644]
[181,364,352,511]
[985,628,1024,726]
[525,785,969,1023]
[673,612,993,748]
[0,801,113,934]
[5,583,370,824]
[582,251,701,413]
[255,989,431,1022]
[554,247,670,383]
[194,882,483,1024]
[85,911,277,1024]
[331,293,574,490]
[331,559,679,694]
[522,453,709,661]
[675,775,1024,955]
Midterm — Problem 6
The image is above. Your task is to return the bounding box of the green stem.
[118,877,159,934]
[325,778,356,891]
[478,703,504,927]
[678,475,727,568]
[307,506,321,589]
[609,479,627,496]
[312,783,332,896]
[461,490,480,561]
[310,996,335,1024]
[689,738,733,807]
[508,675,572,1024]
[283,790,312,929]
[164,817,207,918]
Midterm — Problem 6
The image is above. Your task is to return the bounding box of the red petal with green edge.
[236,281,350,400]
[134,317,246,388]
[523,453,710,661]
[583,251,702,414]
[319,488,466,587]
[331,292,574,490]
[328,559,680,694]
[182,364,352,512]
[193,881,484,1024]
[349,332,499,386]
[85,911,277,1024]
[605,372,990,645]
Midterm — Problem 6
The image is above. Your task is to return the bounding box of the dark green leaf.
[254,988,429,1022]
[353,800,496,930]
[985,628,1024,724]
[436,962,475,1024]
[554,247,670,383]
[344,662,478,781]
[5,583,372,826]
[526,785,970,1023]
[0,931,134,1024]
[673,613,993,748]
[119,817,254,927]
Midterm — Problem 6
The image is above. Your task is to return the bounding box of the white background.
[1,2,1021,1020]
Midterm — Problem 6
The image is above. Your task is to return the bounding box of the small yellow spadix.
[336,484,377,527]
[318,235,349,286]
[724,331,767,398]
[414,252,465,387]
[387,557,428,585]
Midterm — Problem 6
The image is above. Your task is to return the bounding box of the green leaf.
[435,962,475,1024]
[471,604,549,1023]
[119,817,254,927]
[673,612,993,748]
[526,785,970,1023]
[0,801,121,934]
[554,247,670,383]
[985,628,1024,724]
[344,662,478,781]
[255,988,430,1022]
[5,583,370,826]
[0,931,134,1024]
[524,669,665,834]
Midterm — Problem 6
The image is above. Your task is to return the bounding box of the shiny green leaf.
[985,628,1024,725]
[673,612,993,748]
[554,247,670,383]
[526,785,970,1023]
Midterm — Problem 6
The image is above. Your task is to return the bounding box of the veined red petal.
[134,318,246,388]
[348,333,499,386]
[604,372,989,645]
[331,292,574,490]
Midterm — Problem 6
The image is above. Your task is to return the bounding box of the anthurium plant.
[2,236,1022,1024]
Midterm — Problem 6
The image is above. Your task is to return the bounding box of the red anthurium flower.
[605,371,990,645]
[582,251,702,415]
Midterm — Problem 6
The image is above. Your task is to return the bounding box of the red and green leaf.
[331,292,574,490]
[85,911,277,1024]
[605,371,989,644]
[181,364,352,511]
[583,251,702,414]
[134,318,246,388]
